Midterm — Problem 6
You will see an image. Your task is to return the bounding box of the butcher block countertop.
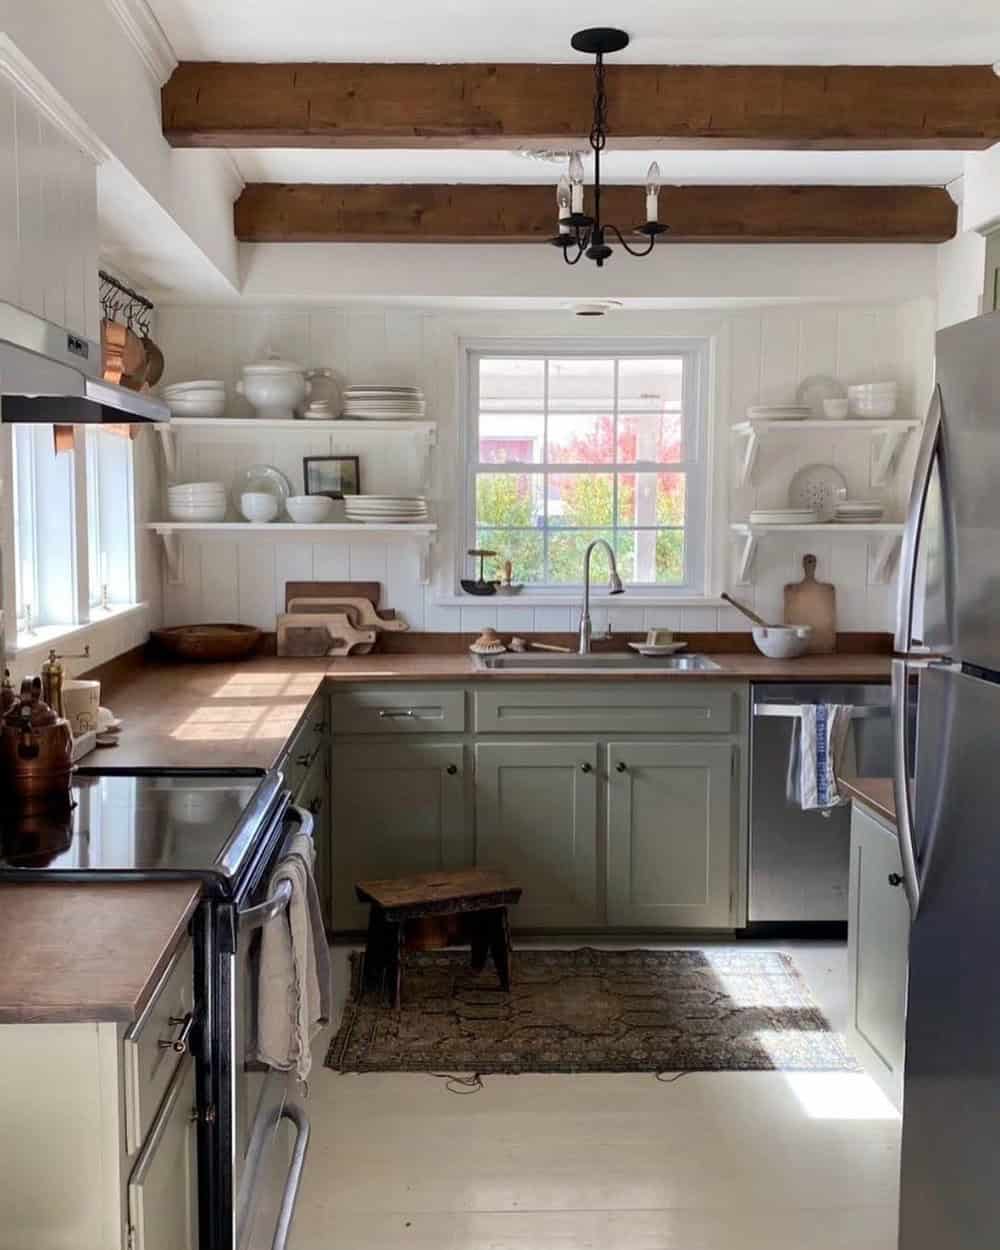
[0,881,201,1024]
[841,777,897,825]
[90,649,892,773]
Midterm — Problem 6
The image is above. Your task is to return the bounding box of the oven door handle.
[270,1102,311,1250]
[238,806,314,934]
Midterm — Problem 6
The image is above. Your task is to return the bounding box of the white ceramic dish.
[787,464,848,521]
[168,503,227,521]
[796,376,846,420]
[745,404,811,420]
[167,395,227,418]
[749,509,820,525]
[822,398,850,419]
[751,625,813,659]
[239,491,279,523]
[237,355,309,419]
[626,641,689,657]
[286,495,334,523]
[847,382,897,418]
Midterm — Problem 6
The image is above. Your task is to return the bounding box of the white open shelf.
[146,521,438,585]
[156,417,438,480]
[731,417,919,488]
[730,521,904,584]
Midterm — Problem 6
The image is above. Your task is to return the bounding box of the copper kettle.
[0,676,73,800]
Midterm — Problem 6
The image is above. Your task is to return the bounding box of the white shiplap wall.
[153,299,934,635]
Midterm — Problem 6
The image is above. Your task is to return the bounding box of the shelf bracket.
[870,428,911,489]
[870,534,901,585]
[735,530,758,584]
[156,425,178,483]
[735,427,760,488]
[156,530,183,585]
[418,537,435,586]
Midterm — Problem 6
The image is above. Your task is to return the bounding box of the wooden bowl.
[150,624,263,662]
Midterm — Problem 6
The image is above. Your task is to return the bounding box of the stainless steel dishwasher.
[748,682,892,929]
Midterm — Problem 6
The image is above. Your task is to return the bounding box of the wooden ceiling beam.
[233,183,957,244]
[163,62,1000,150]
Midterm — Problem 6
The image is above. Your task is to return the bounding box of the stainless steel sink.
[474,652,721,672]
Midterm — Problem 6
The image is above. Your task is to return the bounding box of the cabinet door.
[474,741,599,929]
[295,750,332,932]
[331,742,469,931]
[607,741,735,929]
[848,802,910,1109]
[128,1058,198,1250]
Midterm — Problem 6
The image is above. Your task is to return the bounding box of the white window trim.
[456,336,714,600]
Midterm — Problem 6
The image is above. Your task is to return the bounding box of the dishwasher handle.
[753,703,888,720]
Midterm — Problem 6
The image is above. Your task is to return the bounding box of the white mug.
[62,679,100,737]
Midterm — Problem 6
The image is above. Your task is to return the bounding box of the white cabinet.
[847,801,910,1109]
[128,1059,199,1250]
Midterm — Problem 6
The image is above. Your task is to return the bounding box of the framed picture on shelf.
[303,455,361,500]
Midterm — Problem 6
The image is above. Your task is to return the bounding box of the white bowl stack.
[834,499,885,524]
[162,380,227,418]
[286,495,334,524]
[847,381,897,418]
[167,481,227,521]
[344,495,429,524]
[343,385,426,420]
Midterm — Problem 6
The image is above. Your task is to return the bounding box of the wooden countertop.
[841,776,897,825]
[0,881,201,1024]
[92,651,890,772]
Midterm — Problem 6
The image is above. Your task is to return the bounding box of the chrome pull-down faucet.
[578,538,624,653]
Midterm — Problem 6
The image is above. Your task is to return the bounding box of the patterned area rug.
[325,947,857,1075]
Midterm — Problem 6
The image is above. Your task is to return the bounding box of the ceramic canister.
[62,679,101,737]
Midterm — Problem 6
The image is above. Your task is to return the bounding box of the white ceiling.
[148,0,1000,64]
[232,149,964,187]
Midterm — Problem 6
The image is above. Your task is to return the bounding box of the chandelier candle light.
[551,27,667,267]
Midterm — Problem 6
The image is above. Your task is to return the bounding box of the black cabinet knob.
[888,873,904,888]
[580,762,593,773]
[615,761,627,773]
[446,764,458,775]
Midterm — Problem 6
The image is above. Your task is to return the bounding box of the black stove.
[0,766,285,893]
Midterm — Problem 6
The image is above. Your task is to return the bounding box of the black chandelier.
[551,28,666,267]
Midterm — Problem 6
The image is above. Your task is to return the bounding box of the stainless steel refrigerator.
[894,308,1000,1250]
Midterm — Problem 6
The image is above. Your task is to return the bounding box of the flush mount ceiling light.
[552,27,667,268]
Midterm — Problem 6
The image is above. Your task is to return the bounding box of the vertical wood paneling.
[152,300,926,635]
[15,97,44,318]
[0,78,18,305]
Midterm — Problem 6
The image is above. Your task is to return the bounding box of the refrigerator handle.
[891,658,921,917]
[894,384,942,653]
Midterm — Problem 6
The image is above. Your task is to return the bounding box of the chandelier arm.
[605,223,658,258]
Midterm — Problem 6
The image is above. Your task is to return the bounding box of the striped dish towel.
[787,705,855,811]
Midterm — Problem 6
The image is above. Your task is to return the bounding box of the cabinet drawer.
[127,1057,199,1250]
[330,687,465,734]
[281,694,329,791]
[474,684,736,735]
[123,940,195,1156]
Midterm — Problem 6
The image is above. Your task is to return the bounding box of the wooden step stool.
[355,869,523,1008]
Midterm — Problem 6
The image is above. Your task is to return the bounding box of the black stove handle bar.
[238,806,314,935]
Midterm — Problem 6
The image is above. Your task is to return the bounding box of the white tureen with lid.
[236,353,310,419]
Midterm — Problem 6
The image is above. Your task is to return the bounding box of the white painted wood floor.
[289,941,900,1250]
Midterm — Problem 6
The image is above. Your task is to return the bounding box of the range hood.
[0,302,168,424]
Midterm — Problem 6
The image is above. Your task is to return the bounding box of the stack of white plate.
[343,386,426,419]
[745,404,811,421]
[749,508,820,526]
[344,495,429,524]
[162,380,226,418]
[834,500,885,524]
[847,381,897,418]
[167,481,227,522]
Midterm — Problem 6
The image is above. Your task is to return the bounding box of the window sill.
[10,603,149,656]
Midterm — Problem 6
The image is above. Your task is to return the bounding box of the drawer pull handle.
[580,762,593,773]
[378,708,416,719]
[446,764,458,775]
[159,1011,194,1055]
[615,761,628,773]
[888,873,904,888]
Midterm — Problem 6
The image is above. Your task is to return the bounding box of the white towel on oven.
[788,705,855,811]
[257,832,332,1083]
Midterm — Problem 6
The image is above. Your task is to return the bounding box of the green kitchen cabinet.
[848,800,910,1110]
[473,741,599,929]
[606,740,736,929]
[330,741,470,932]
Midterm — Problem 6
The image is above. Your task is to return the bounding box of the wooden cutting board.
[783,554,837,654]
[284,581,381,610]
